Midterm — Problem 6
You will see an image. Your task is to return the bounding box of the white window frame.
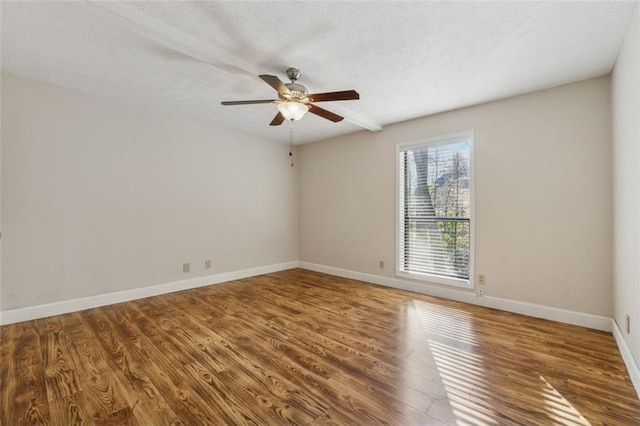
[395,131,475,289]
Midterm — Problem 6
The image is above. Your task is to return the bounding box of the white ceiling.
[1,1,636,144]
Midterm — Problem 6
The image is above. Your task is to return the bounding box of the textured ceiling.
[1,1,636,144]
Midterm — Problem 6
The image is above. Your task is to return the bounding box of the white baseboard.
[298,261,613,332]
[613,318,640,398]
[0,259,614,334]
[0,261,298,325]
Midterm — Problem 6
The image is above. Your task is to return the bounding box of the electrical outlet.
[477,287,485,298]
[626,314,631,334]
[379,260,384,269]
[183,263,190,273]
[205,260,212,269]
[478,274,486,285]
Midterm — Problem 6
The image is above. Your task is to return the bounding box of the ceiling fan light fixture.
[277,101,309,121]
[221,69,357,126]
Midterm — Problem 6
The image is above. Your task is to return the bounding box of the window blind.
[398,137,472,283]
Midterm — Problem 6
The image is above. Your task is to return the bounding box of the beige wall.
[0,71,616,319]
[612,5,640,369]
[1,73,298,311]
[299,76,612,316]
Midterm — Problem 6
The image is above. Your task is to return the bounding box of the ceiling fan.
[221,68,360,126]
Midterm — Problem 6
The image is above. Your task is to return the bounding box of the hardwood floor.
[1,268,639,425]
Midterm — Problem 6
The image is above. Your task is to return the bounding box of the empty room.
[1,1,639,424]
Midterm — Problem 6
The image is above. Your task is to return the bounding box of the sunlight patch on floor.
[408,299,595,425]
[412,300,500,425]
[413,300,479,346]
[429,342,500,425]
[539,375,590,425]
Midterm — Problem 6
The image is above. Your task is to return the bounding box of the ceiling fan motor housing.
[284,82,308,101]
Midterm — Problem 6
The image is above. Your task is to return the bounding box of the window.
[397,132,474,288]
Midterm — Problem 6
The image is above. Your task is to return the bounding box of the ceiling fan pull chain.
[289,121,294,167]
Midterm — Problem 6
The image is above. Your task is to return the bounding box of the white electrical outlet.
[205,260,212,269]
[477,287,485,298]
[183,263,190,273]
[479,274,486,285]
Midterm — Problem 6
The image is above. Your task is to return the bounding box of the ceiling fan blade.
[221,99,275,106]
[309,104,344,122]
[259,75,291,97]
[270,112,285,126]
[308,90,360,102]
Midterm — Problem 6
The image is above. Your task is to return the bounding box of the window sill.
[396,270,474,289]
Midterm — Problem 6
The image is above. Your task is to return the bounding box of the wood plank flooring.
[1,268,639,425]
